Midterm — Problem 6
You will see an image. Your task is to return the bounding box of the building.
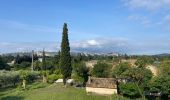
[86,77,118,95]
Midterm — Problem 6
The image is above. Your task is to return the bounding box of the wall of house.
[86,87,117,95]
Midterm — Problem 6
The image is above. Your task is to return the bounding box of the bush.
[92,62,110,78]
[0,56,10,70]
[72,62,89,85]
[119,82,141,99]
[13,61,31,70]
[0,70,19,87]
[112,62,131,78]
[48,74,61,83]
[0,70,40,88]
[27,71,40,82]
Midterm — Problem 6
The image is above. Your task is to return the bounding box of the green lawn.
[0,82,127,100]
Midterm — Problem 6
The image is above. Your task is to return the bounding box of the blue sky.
[0,0,170,54]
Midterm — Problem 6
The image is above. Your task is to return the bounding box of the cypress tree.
[42,49,47,83]
[60,23,72,85]
[42,49,46,70]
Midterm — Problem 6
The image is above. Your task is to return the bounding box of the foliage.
[42,49,46,70]
[15,55,38,64]
[0,70,40,88]
[158,60,170,76]
[92,62,110,78]
[60,23,72,85]
[52,51,60,68]
[119,82,141,98]
[0,82,131,100]
[147,75,170,99]
[19,70,40,82]
[0,56,10,70]
[72,62,89,85]
[113,56,121,63]
[33,60,42,71]
[0,70,19,87]
[1,55,15,63]
[135,56,154,68]
[112,62,131,78]
[123,67,152,85]
[13,61,31,70]
[48,74,61,83]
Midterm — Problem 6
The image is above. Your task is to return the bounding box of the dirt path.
[147,65,158,76]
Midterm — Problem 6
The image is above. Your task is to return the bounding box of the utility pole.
[31,50,34,71]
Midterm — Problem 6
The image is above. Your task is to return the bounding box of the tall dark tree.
[41,49,47,83]
[42,49,46,70]
[60,23,72,85]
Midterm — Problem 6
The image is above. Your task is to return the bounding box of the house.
[86,77,118,95]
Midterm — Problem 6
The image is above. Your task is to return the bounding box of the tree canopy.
[60,23,72,85]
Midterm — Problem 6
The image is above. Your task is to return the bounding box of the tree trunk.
[63,78,67,88]
[22,79,26,89]
[43,75,47,83]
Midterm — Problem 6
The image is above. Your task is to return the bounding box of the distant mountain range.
[2,51,170,57]
[1,51,120,57]
[153,53,170,57]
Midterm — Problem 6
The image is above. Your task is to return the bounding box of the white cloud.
[87,40,100,46]
[70,38,130,53]
[124,0,170,10]
[0,37,130,54]
[128,15,151,26]
[1,37,170,55]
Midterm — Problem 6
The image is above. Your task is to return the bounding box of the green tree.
[159,60,170,76]
[148,75,170,99]
[123,68,152,85]
[60,23,72,85]
[135,56,154,68]
[112,62,131,78]
[92,62,110,78]
[33,60,41,71]
[20,70,29,89]
[119,82,141,99]
[72,62,89,85]
[0,56,10,70]
[53,51,60,69]
[14,61,31,70]
[41,49,47,83]
[42,49,46,70]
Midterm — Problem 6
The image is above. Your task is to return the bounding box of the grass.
[0,82,126,100]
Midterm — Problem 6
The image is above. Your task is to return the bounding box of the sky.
[0,0,170,54]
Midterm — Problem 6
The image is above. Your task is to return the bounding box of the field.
[0,82,127,100]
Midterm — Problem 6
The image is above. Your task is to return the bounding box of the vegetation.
[112,62,131,78]
[119,82,140,98]
[0,70,40,88]
[60,23,72,85]
[0,82,131,100]
[0,56,10,70]
[92,62,110,78]
[72,62,89,85]
[1,24,170,100]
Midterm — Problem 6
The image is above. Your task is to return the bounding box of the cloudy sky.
[0,0,170,54]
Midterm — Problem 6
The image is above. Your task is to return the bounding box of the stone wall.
[86,87,117,95]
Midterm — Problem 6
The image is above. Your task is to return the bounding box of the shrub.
[92,62,110,78]
[72,62,89,85]
[48,74,61,83]
[0,70,19,87]
[119,82,141,99]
